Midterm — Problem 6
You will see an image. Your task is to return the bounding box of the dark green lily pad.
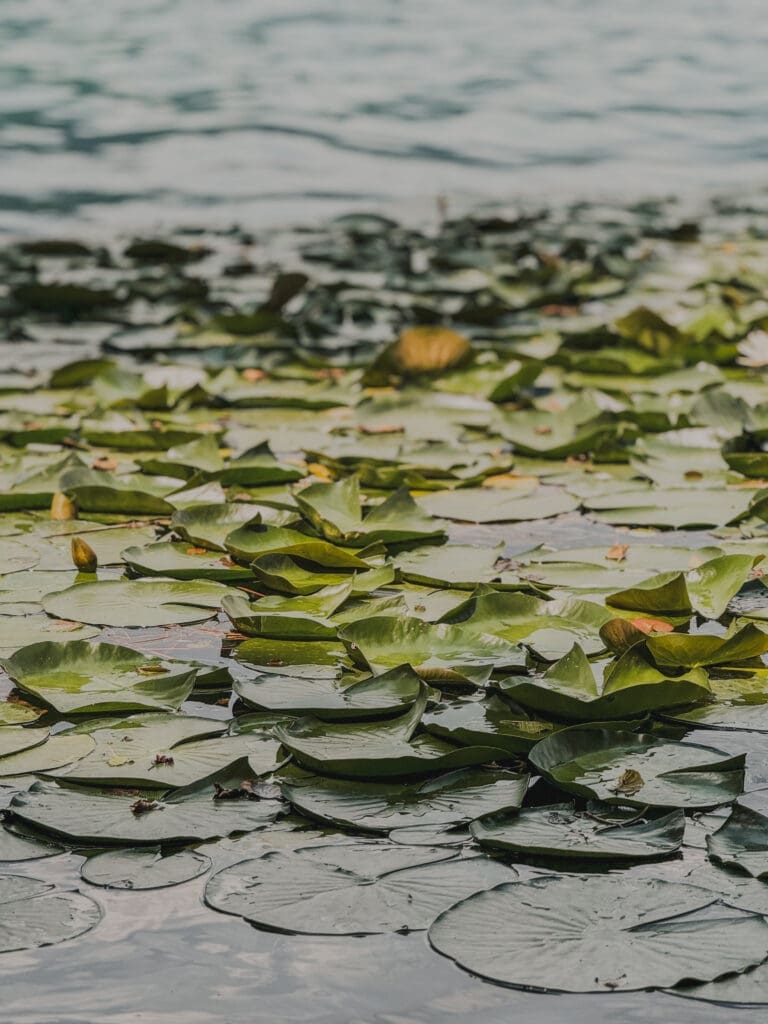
[81,846,211,890]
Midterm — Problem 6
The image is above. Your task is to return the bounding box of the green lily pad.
[3,640,197,714]
[444,589,612,659]
[495,643,710,720]
[606,554,758,618]
[42,579,237,627]
[429,874,768,992]
[234,637,348,677]
[250,554,395,597]
[646,622,768,667]
[284,767,528,833]
[295,476,444,547]
[529,727,745,808]
[275,692,508,778]
[170,502,293,551]
[422,696,556,753]
[12,777,284,844]
[121,541,254,582]
[470,803,685,860]
[0,874,102,952]
[706,803,768,878]
[204,842,514,935]
[222,582,352,640]
[340,615,524,687]
[234,664,424,720]
[81,846,211,890]
[420,486,578,523]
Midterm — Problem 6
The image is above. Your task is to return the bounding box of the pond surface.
[2,0,768,234]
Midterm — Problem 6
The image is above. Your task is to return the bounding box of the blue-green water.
[2,0,768,235]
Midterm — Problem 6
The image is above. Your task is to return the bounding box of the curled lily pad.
[495,644,711,720]
[234,665,424,720]
[42,579,237,628]
[234,637,348,678]
[470,803,685,861]
[529,727,745,808]
[706,804,768,878]
[275,692,508,779]
[250,554,394,597]
[339,615,524,687]
[170,502,292,551]
[283,767,528,833]
[646,623,768,668]
[222,582,351,640]
[81,846,211,890]
[0,874,102,952]
[607,553,758,619]
[444,589,612,659]
[0,734,95,777]
[428,874,768,992]
[121,541,254,582]
[204,842,513,935]
[295,476,444,547]
[3,640,197,714]
[224,523,372,569]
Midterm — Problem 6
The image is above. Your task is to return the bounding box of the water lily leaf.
[422,696,556,754]
[0,734,95,777]
[530,727,744,808]
[0,539,39,575]
[170,502,293,551]
[607,553,757,618]
[138,436,224,480]
[0,700,44,725]
[428,873,768,992]
[647,623,768,668]
[219,443,304,487]
[0,825,63,862]
[250,554,394,597]
[0,727,50,760]
[0,874,101,952]
[444,589,611,659]
[470,803,685,860]
[59,467,177,516]
[81,846,211,890]
[205,842,512,935]
[234,637,348,677]
[42,578,237,627]
[275,692,508,778]
[295,476,444,547]
[584,487,764,529]
[283,767,528,833]
[56,718,273,788]
[11,778,283,844]
[3,640,197,714]
[395,542,521,591]
[0,615,99,656]
[222,582,352,640]
[235,665,423,720]
[706,803,768,879]
[225,522,374,568]
[121,541,254,582]
[496,644,710,720]
[340,615,524,686]
[420,486,578,523]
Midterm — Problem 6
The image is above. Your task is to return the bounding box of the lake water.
[2,0,768,236]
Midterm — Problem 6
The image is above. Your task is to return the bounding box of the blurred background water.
[1,0,768,236]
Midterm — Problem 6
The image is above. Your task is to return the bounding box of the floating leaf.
[81,846,211,890]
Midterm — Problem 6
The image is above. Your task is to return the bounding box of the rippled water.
[2,0,768,235]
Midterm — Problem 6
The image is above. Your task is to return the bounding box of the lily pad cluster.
[3,206,768,994]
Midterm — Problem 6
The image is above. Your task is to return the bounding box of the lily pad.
[529,727,745,808]
[204,842,513,935]
[283,767,528,833]
[3,640,197,714]
[429,874,768,992]
[81,846,211,890]
[0,874,102,952]
[470,803,685,860]
[42,579,237,627]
